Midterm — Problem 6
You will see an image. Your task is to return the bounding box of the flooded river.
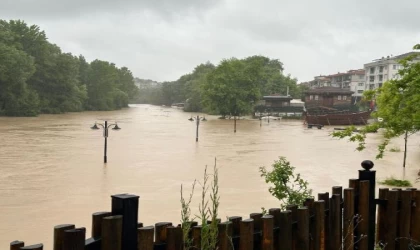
[1,104,419,247]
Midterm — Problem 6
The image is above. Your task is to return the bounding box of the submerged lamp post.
[90,120,121,163]
[189,115,206,142]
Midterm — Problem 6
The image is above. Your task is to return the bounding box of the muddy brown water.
[1,104,419,248]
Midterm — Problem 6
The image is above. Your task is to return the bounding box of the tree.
[201,58,261,118]
[332,44,420,168]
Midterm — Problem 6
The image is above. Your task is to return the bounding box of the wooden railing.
[9,161,420,250]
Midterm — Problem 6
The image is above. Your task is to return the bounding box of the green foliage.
[259,157,313,209]
[180,160,220,250]
[180,180,196,250]
[379,177,412,187]
[198,162,219,250]
[201,58,261,117]
[0,19,137,116]
[331,44,420,167]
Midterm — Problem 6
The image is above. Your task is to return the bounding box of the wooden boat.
[304,110,371,126]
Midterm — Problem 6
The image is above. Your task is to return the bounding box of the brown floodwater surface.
[1,104,419,248]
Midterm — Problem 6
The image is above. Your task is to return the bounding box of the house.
[304,87,354,110]
[254,95,304,117]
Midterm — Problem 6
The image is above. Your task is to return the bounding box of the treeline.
[0,20,138,116]
[133,56,306,114]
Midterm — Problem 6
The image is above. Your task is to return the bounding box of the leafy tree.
[201,58,261,117]
[332,44,420,168]
[260,157,312,209]
[0,43,39,116]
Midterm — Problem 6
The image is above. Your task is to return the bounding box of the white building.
[363,52,420,91]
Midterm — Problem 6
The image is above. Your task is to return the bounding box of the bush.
[260,157,312,209]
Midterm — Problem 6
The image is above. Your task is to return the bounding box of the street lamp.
[189,115,206,142]
[90,120,121,163]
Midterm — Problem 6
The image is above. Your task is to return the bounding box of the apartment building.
[364,52,420,91]
[301,69,365,97]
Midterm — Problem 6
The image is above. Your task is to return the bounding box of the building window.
[369,76,375,82]
[359,75,364,79]
[379,66,384,73]
[310,95,313,100]
[338,95,342,100]
[358,90,364,94]
[370,67,375,74]
[379,75,383,82]
[315,95,319,100]
[358,82,364,86]
[393,65,397,70]
[379,83,383,88]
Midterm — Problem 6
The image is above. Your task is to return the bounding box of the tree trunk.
[403,131,408,168]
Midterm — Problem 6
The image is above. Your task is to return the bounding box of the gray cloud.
[1,0,419,82]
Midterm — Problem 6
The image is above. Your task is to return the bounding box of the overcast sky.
[1,0,419,82]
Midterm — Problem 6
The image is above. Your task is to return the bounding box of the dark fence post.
[138,226,154,250]
[358,181,370,250]
[166,226,183,250]
[20,244,43,250]
[54,224,75,250]
[102,215,123,250]
[399,190,412,250]
[92,212,112,238]
[218,221,233,250]
[358,160,375,250]
[313,201,325,250]
[111,194,139,250]
[261,215,274,250]
[297,207,310,250]
[239,219,254,250]
[279,211,293,250]
[10,241,24,250]
[62,228,86,250]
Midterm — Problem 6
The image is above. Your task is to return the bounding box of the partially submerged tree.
[332,44,420,168]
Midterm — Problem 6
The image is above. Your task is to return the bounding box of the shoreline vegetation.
[1,19,306,118]
[0,20,139,117]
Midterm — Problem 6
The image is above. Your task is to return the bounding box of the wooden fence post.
[102,215,123,250]
[54,224,75,250]
[297,207,309,250]
[398,190,412,250]
[262,215,274,250]
[343,188,355,250]
[166,226,183,250]
[155,222,172,244]
[358,181,370,250]
[358,160,375,250]
[111,194,139,250]
[279,211,293,250]
[317,193,330,250]
[240,219,254,250]
[218,221,233,250]
[286,205,298,250]
[85,238,101,250]
[92,212,112,238]
[384,190,398,250]
[330,194,341,250]
[10,241,24,250]
[251,213,263,249]
[313,201,325,250]
[269,208,281,250]
[376,188,389,246]
[229,216,242,249]
[62,227,86,250]
[138,226,154,250]
[192,225,202,250]
[412,191,420,243]
[20,244,43,250]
